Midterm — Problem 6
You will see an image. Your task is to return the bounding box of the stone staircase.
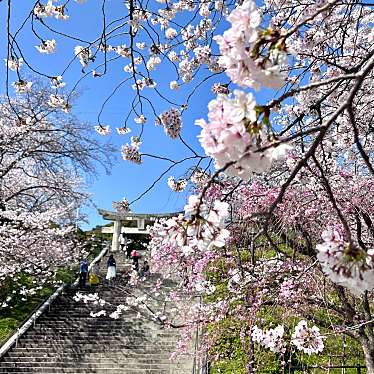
[0,253,194,373]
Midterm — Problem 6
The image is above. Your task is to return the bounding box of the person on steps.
[126,239,133,259]
[89,260,100,286]
[120,234,127,254]
[106,254,116,286]
[131,248,139,272]
[140,261,150,278]
[79,259,89,287]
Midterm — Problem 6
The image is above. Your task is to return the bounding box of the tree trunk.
[246,338,255,374]
[361,339,374,374]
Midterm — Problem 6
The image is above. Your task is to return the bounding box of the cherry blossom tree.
[3,0,374,371]
[0,84,113,307]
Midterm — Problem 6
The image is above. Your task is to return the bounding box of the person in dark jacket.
[79,259,89,287]
[140,261,150,278]
[126,240,133,259]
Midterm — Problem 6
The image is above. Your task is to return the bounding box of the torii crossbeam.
[97,209,182,252]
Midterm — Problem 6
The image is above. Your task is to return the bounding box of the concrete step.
[0,362,192,369]
[8,349,182,357]
[24,329,178,336]
[20,331,178,338]
[29,327,174,332]
[0,368,191,373]
[2,356,189,365]
[16,342,177,350]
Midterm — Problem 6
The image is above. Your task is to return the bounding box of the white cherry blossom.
[94,125,110,135]
[317,229,374,295]
[5,57,23,71]
[12,80,33,93]
[35,39,57,54]
[167,176,187,192]
[291,320,325,355]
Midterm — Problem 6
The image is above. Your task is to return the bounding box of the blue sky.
[1,0,279,230]
[0,0,222,229]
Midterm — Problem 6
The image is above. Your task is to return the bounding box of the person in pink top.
[131,249,139,271]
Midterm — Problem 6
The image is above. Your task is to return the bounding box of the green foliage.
[292,333,365,369]
[210,360,248,374]
[207,316,282,373]
[205,247,366,373]
[0,282,50,346]
[0,267,77,346]
[0,318,18,343]
[208,318,249,374]
[208,311,365,373]
[54,267,77,284]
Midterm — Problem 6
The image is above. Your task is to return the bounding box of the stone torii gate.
[98,209,182,252]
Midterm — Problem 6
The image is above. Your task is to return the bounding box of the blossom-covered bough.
[4,0,374,371]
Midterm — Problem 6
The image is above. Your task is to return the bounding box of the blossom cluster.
[36,39,57,54]
[12,80,33,94]
[50,76,66,89]
[149,195,230,291]
[121,141,142,164]
[5,57,23,71]
[317,229,374,295]
[214,0,287,91]
[94,125,110,136]
[252,325,285,353]
[291,320,325,355]
[134,115,146,125]
[167,176,187,192]
[190,169,210,187]
[252,321,324,355]
[197,90,291,179]
[74,46,93,67]
[160,108,182,139]
[33,1,70,20]
[116,126,131,135]
[112,198,130,213]
[48,94,70,112]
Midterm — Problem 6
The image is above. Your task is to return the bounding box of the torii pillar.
[111,220,122,252]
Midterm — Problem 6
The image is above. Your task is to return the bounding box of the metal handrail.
[289,365,366,373]
[0,245,109,359]
[192,295,211,374]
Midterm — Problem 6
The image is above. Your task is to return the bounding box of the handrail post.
[15,329,19,348]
